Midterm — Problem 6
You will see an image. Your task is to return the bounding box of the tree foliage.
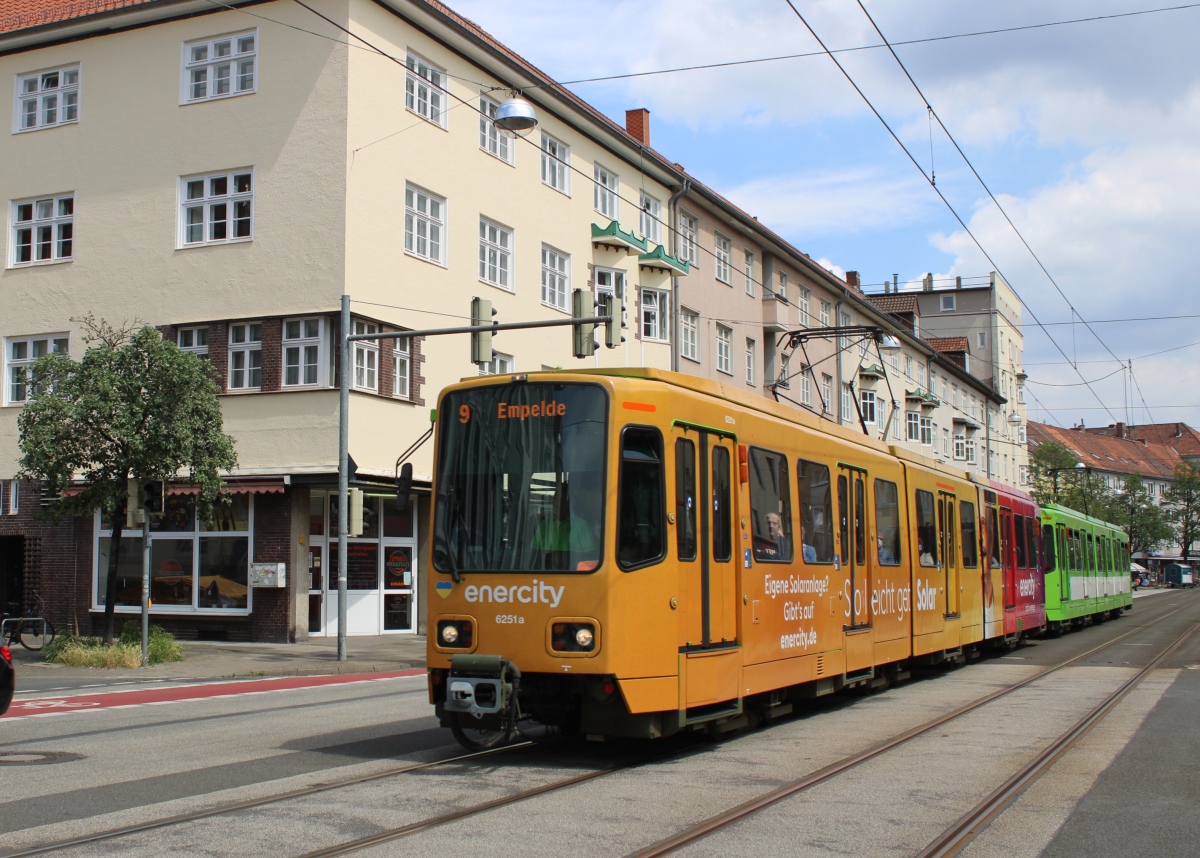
[17,319,237,642]
[1163,463,1200,560]
[1096,475,1173,556]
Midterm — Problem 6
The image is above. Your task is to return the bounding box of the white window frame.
[639,191,662,244]
[181,30,257,104]
[954,434,966,460]
[594,268,625,339]
[821,374,833,413]
[714,233,732,284]
[10,193,74,266]
[541,245,569,311]
[478,218,513,291]
[177,327,209,354]
[820,300,831,327]
[716,325,732,375]
[920,415,934,446]
[745,338,756,386]
[680,307,699,362]
[14,64,80,132]
[282,317,326,387]
[641,288,669,342]
[479,351,514,376]
[227,322,262,391]
[404,183,445,265]
[940,294,956,312]
[179,170,253,247]
[860,388,876,424]
[7,481,17,514]
[393,340,411,399]
[977,331,987,349]
[906,411,920,442]
[777,271,788,302]
[678,211,698,266]
[540,133,570,194]
[744,251,755,296]
[800,363,814,405]
[594,165,619,220]
[405,51,446,127]
[5,333,68,405]
[353,320,379,392]
[478,94,513,164]
[841,383,853,424]
[799,287,811,324]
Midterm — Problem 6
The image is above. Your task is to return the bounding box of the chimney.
[922,273,934,291]
[1177,423,1184,438]
[625,108,650,146]
[846,270,860,291]
[955,276,962,290]
[1115,421,1126,439]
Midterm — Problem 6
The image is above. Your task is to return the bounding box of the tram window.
[945,498,957,568]
[1027,518,1039,569]
[675,439,697,562]
[960,501,979,568]
[986,506,1001,568]
[1042,524,1056,570]
[854,477,866,566]
[874,479,901,565]
[617,427,666,570]
[838,475,849,564]
[749,447,793,563]
[915,489,938,567]
[797,459,834,563]
[1086,533,1095,571]
[1014,514,1028,569]
[711,445,733,563]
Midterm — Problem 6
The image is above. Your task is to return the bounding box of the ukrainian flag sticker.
[436,580,453,599]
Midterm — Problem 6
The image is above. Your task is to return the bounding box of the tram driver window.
[617,427,665,570]
[915,489,938,567]
[750,447,793,562]
[874,479,901,565]
[796,459,833,563]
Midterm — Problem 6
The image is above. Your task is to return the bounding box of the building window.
[714,233,732,284]
[5,334,68,404]
[820,300,831,327]
[478,218,512,290]
[15,65,79,131]
[716,325,732,375]
[777,353,791,389]
[821,374,833,413]
[920,415,933,446]
[745,338,756,385]
[228,322,262,390]
[799,363,814,404]
[678,211,698,266]
[907,411,920,442]
[177,327,209,354]
[977,331,987,349]
[641,288,668,341]
[639,192,662,244]
[541,245,569,311]
[594,165,619,220]
[478,95,513,163]
[353,320,379,392]
[680,307,699,362]
[180,171,253,246]
[839,311,852,350]
[405,52,445,126]
[182,31,256,103]
[4,481,16,514]
[540,133,569,194]
[940,294,956,312]
[479,351,513,376]
[594,268,625,337]
[393,340,410,399]
[10,194,73,266]
[744,251,755,296]
[1018,424,1027,444]
[917,362,927,388]
[841,383,853,423]
[283,317,325,387]
[404,184,444,264]
[798,287,811,324]
[776,271,788,302]
[954,434,966,460]
[860,389,876,424]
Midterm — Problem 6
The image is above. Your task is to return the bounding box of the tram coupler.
[444,654,520,719]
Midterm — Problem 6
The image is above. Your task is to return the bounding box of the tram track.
[628,600,1195,857]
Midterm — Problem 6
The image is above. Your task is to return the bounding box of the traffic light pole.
[334,294,615,660]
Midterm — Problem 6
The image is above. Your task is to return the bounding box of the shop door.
[308,544,325,634]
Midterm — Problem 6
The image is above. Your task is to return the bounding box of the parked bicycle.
[2,594,56,651]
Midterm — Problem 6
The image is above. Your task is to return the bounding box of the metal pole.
[337,295,350,661]
[141,510,150,667]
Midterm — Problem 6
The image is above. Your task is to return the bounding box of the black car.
[0,643,13,716]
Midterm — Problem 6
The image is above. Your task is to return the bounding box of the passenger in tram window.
[918,537,936,567]
[802,542,817,562]
[755,511,793,561]
[877,536,896,565]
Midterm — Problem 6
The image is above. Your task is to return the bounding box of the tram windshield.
[433,382,608,574]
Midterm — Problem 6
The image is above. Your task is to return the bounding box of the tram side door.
[673,426,740,710]
[938,491,961,647]
[1000,507,1016,610]
[837,465,872,673]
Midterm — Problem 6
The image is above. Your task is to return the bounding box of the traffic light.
[605,291,625,349]
[470,297,495,364]
[126,478,141,529]
[572,288,597,358]
[141,480,164,516]
[348,488,364,537]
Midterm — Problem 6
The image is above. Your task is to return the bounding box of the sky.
[447,0,1200,433]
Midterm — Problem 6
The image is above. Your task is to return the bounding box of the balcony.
[591,221,648,254]
[762,294,790,332]
[905,388,940,410]
[638,243,691,275]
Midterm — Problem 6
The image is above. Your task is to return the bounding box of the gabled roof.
[1027,421,1183,481]
[1126,423,1200,458]
[926,336,970,354]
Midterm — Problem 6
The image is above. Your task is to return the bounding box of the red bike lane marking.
[2,669,425,719]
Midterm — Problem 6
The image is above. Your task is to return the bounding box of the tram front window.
[433,383,607,574]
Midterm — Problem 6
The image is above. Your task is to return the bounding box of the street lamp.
[494,93,538,136]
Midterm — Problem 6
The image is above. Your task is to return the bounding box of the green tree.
[1029,440,1108,515]
[17,319,237,643]
[1163,463,1200,561]
[1097,475,1173,556]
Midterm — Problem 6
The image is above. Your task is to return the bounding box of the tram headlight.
[550,621,597,653]
[441,624,458,644]
[574,627,594,650]
[437,619,473,649]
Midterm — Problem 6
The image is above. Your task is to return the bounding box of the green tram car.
[1041,503,1133,630]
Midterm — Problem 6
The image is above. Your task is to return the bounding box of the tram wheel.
[449,713,514,751]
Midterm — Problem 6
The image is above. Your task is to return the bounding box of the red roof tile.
[926,336,970,354]
[1027,421,1183,480]
[866,294,919,315]
[0,0,158,35]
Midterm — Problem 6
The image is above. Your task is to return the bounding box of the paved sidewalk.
[8,634,428,685]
